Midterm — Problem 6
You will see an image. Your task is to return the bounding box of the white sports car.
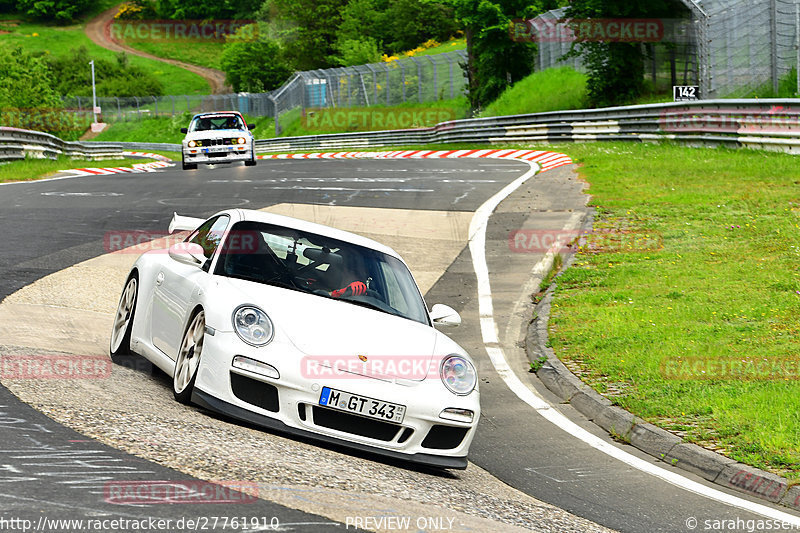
[110,209,480,469]
[180,111,256,170]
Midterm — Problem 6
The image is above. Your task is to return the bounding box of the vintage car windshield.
[214,221,430,325]
[189,115,244,132]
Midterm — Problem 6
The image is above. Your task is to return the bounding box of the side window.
[187,215,230,260]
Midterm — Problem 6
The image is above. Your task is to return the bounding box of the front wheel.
[173,310,205,404]
[182,153,197,170]
[110,275,138,356]
[245,148,256,166]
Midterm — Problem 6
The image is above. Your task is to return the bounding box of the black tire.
[110,274,138,356]
[182,153,197,170]
[173,309,205,404]
[245,149,257,166]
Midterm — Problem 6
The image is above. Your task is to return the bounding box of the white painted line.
[469,158,800,525]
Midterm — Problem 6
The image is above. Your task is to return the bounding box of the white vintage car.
[110,209,480,469]
[180,112,256,170]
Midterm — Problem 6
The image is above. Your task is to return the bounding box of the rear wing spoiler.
[168,212,205,234]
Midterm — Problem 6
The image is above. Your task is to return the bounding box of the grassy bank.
[91,97,470,142]
[0,156,151,182]
[549,142,800,479]
[0,20,209,95]
[481,67,588,117]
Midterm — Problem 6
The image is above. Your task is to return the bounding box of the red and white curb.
[257,149,573,173]
[58,160,174,177]
[122,151,172,162]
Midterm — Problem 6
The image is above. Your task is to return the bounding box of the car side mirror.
[168,242,206,266]
[430,304,461,327]
[180,128,188,134]
[247,123,255,130]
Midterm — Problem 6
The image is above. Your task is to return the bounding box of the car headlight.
[188,140,197,148]
[440,355,476,395]
[232,305,274,346]
[237,137,246,144]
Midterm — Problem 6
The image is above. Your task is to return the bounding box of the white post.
[796,3,799,96]
[90,60,98,124]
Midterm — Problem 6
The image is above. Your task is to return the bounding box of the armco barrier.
[16,99,800,157]
[249,99,800,154]
[0,127,124,163]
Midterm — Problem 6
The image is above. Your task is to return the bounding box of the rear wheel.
[110,274,138,356]
[173,310,205,404]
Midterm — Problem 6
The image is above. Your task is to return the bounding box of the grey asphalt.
[1,158,797,532]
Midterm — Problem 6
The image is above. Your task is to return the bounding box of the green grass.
[411,38,465,57]
[0,20,210,95]
[481,67,588,117]
[0,156,151,182]
[548,142,800,479]
[93,114,191,143]
[119,35,224,70]
[93,98,470,142]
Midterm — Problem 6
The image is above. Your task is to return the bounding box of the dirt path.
[84,5,231,94]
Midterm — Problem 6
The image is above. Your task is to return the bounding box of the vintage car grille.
[311,405,402,442]
[195,138,242,147]
[230,372,279,412]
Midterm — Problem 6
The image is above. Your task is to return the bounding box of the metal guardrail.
[0,127,124,163]
[15,99,800,160]
[247,99,800,154]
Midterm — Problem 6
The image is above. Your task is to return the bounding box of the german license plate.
[319,387,405,423]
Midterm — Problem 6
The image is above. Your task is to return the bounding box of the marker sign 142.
[673,85,699,101]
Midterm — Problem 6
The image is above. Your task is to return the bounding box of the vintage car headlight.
[237,137,247,144]
[188,140,197,148]
[232,305,274,346]
[440,355,476,395]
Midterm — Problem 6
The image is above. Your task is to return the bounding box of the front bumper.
[183,145,251,163]
[193,331,479,469]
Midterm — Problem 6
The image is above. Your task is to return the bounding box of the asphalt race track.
[1,157,799,532]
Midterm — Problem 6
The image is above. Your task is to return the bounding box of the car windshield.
[189,115,244,132]
[214,221,430,325]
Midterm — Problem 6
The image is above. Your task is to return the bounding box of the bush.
[221,24,293,92]
[46,47,164,97]
[333,37,382,67]
[16,0,93,22]
[0,45,61,109]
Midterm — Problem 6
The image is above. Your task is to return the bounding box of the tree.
[257,0,347,71]
[565,0,675,107]
[450,0,557,110]
[337,0,459,56]
[221,24,293,92]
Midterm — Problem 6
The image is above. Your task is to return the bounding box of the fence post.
[153,96,158,116]
[116,97,121,122]
[385,64,391,105]
[134,96,140,120]
[400,62,406,102]
[171,95,175,116]
[428,56,438,100]
[409,56,423,103]
[770,0,779,94]
[448,55,455,99]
